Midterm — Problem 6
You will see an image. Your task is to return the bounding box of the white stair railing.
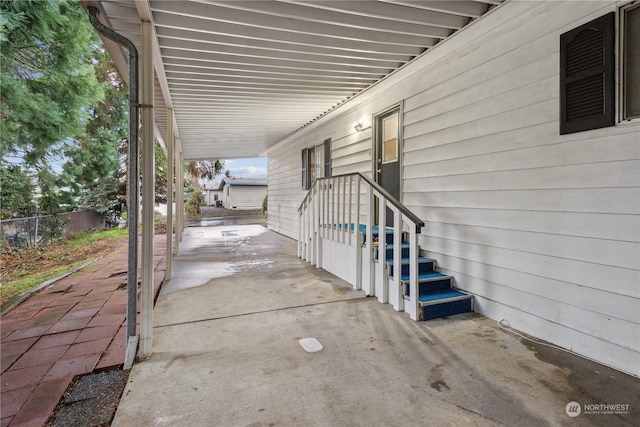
[298,173,424,321]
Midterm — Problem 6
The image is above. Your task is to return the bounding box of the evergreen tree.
[0,165,35,218]
[0,0,104,212]
[60,49,127,205]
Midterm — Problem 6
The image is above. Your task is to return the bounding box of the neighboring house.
[266,1,639,377]
[220,178,268,210]
[203,183,223,206]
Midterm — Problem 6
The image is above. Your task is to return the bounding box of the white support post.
[376,196,387,303]
[391,208,403,311]
[165,108,173,280]
[174,139,184,255]
[139,20,154,359]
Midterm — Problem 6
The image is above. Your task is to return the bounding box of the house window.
[301,139,331,190]
[559,12,615,134]
[559,5,640,134]
[622,3,640,119]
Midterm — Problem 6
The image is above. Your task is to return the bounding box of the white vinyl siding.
[266,0,640,377]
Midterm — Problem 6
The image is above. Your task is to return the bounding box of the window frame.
[619,1,640,121]
[301,139,331,190]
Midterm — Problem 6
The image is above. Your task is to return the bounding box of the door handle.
[377,169,382,173]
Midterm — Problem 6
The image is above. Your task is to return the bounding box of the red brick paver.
[0,235,166,427]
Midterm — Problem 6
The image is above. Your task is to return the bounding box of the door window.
[382,114,398,163]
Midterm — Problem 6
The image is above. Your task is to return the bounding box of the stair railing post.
[298,207,302,258]
[307,193,312,262]
[299,201,304,259]
[391,208,403,311]
[354,176,362,290]
[407,224,419,321]
[376,193,387,303]
[365,184,374,296]
[322,181,329,239]
[347,175,353,247]
[315,184,322,268]
[304,199,309,261]
[342,177,347,244]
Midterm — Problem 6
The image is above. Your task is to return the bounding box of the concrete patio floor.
[114,222,639,427]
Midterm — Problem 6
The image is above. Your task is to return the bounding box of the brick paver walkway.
[1,235,166,427]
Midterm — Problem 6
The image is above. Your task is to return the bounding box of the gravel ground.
[47,369,130,427]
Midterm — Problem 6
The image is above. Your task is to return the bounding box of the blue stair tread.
[358,224,394,234]
[385,243,410,248]
[385,256,429,264]
[418,289,469,303]
[401,271,448,282]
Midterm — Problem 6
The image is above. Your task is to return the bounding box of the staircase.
[369,225,473,320]
[298,172,474,321]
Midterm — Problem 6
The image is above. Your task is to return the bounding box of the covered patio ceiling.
[81,0,503,160]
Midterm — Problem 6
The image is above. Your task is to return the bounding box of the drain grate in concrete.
[299,337,324,353]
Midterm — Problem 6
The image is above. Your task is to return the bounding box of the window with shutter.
[560,12,615,134]
[324,138,332,178]
[301,148,308,190]
[301,139,331,190]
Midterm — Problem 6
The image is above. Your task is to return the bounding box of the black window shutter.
[323,138,331,178]
[560,12,615,135]
[301,148,308,190]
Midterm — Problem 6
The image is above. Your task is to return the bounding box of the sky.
[222,157,267,179]
[201,157,267,188]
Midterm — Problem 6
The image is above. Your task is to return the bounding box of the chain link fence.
[0,209,103,247]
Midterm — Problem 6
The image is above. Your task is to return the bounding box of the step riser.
[370,231,405,245]
[404,278,452,296]
[390,261,434,277]
[422,299,473,321]
[385,247,410,259]
[419,279,452,295]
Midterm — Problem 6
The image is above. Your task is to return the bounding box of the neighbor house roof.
[218,178,268,190]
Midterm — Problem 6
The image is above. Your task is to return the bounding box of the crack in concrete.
[154,296,369,329]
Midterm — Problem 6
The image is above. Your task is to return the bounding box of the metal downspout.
[86,7,140,366]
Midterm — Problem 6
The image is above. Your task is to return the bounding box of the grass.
[0,228,128,308]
